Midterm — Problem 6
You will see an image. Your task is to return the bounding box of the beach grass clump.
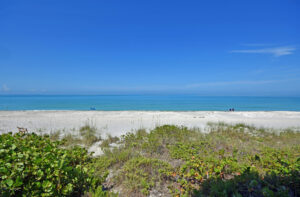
[100,134,120,149]
[114,157,173,196]
[102,147,138,169]
[79,124,101,147]
[0,132,108,197]
[48,130,61,141]
[58,124,101,148]
[61,133,82,147]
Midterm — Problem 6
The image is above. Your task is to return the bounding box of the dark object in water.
[90,107,96,110]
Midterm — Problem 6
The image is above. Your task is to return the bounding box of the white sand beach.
[1,111,300,137]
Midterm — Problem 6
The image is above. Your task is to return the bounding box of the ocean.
[0,95,300,111]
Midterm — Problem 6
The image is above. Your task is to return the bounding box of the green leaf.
[14,176,23,187]
[249,179,259,188]
[11,144,17,150]
[62,183,73,195]
[5,163,12,168]
[0,167,8,174]
[42,180,52,189]
[5,179,14,187]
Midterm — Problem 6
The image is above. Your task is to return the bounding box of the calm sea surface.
[0,95,300,111]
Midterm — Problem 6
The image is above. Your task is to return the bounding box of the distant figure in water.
[90,107,96,110]
[232,108,235,111]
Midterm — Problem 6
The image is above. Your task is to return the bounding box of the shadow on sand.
[193,168,300,197]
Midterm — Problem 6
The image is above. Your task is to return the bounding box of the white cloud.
[241,43,275,47]
[1,84,10,92]
[186,80,280,88]
[230,46,296,57]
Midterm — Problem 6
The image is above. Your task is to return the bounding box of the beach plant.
[114,157,173,196]
[48,130,61,141]
[79,124,100,147]
[94,123,300,196]
[100,134,120,149]
[2,123,300,197]
[61,133,82,147]
[0,132,106,196]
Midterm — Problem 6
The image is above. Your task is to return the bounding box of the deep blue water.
[0,95,300,111]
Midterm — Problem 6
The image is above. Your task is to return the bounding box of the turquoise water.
[0,95,300,111]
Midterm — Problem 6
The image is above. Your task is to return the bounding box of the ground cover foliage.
[95,123,300,196]
[1,123,300,196]
[0,132,109,197]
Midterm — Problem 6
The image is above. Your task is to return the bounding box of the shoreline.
[1,110,300,112]
[1,111,300,137]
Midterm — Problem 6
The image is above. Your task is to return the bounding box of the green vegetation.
[0,132,108,196]
[115,157,172,196]
[61,133,82,148]
[79,125,100,147]
[48,130,61,141]
[53,124,101,148]
[100,134,120,149]
[1,123,300,196]
[94,124,300,196]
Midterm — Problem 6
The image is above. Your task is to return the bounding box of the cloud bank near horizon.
[1,84,10,92]
[230,46,296,57]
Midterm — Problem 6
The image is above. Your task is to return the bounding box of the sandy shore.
[1,111,300,137]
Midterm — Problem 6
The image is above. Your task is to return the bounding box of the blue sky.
[0,0,299,96]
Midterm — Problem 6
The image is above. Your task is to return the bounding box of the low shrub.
[115,157,173,196]
[197,168,300,196]
[0,133,105,196]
